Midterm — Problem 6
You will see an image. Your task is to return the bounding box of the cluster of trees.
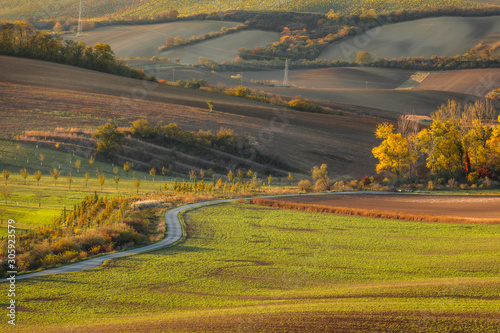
[128,119,244,155]
[0,22,156,80]
[372,100,500,185]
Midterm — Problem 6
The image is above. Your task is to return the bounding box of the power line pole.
[283,58,289,86]
[76,0,83,37]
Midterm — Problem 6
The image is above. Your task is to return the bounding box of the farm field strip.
[9,200,500,332]
[263,193,500,221]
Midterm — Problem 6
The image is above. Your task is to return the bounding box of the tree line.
[0,21,156,81]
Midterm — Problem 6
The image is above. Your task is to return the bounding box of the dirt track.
[275,193,500,220]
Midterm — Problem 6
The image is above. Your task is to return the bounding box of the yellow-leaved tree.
[372,123,418,183]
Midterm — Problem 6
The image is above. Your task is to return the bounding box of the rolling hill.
[158,30,280,64]
[65,20,280,63]
[412,68,500,96]
[0,55,384,178]
[319,15,500,61]
[0,0,483,21]
[63,21,241,59]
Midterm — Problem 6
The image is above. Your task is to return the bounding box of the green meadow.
[0,139,186,237]
[11,202,500,332]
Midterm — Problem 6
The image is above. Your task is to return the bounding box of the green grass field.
[0,0,480,21]
[0,139,193,237]
[11,202,500,332]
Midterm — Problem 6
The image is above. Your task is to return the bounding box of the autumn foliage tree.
[372,123,418,183]
[92,123,124,156]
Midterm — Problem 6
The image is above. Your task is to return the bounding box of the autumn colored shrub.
[77,231,107,252]
[51,237,79,254]
[298,180,313,193]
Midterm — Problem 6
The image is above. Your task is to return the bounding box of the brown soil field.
[63,21,240,59]
[158,30,280,64]
[262,86,495,118]
[271,193,500,221]
[413,68,500,97]
[0,56,383,176]
[320,16,500,61]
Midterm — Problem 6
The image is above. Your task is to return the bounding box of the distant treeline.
[219,54,500,71]
[0,21,156,81]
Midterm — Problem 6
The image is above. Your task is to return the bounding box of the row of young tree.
[372,100,500,184]
[0,21,155,80]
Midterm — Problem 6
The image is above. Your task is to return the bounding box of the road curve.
[15,198,234,281]
[12,192,379,281]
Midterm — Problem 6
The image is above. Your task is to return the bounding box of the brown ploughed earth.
[275,193,500,220]
[0,56,382,176]
[413,68,500,97]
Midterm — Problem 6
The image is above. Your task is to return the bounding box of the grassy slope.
[0,0,481,21]
[0,139,177,236]
[319,16,500,61]
[12,202,500,332]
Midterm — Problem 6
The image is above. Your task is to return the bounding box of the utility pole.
[76,0,83,37]
[283,58,289,86]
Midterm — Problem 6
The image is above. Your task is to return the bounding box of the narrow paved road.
[15,198,233,281]
[11,192,372,281]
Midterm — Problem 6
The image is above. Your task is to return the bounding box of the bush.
[77,231,107,252]
[51,237,79,254]
[30,241,52,261]
[467,171,479,184]
[427,181,435,190]
[298,179,313,193]
[99,224,136,247]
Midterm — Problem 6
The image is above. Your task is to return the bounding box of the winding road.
[10,192,391,281]
[15,198,234,281]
